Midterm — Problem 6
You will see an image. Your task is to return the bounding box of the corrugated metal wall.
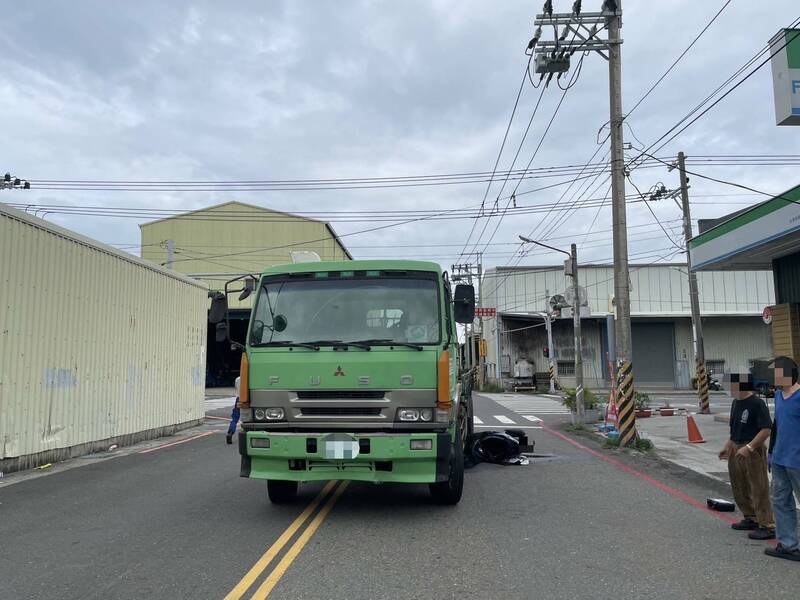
[1,204,208,466]
[704,317,773,372]
[140,201,351,310]
[483,264,775,316]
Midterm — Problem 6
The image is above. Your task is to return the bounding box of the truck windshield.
[250,277,441,346]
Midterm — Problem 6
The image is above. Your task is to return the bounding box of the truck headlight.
[265,407,285,420]
[397,409,420,422]
[419,408,433,422]
[254,408,284,421]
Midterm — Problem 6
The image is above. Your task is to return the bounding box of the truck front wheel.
[267,480,298,504]
[429,419,464,505]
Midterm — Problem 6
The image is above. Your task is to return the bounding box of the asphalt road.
[2,393,799,600]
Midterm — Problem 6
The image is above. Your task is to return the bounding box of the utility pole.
[452,261,481,375]
[519,235,583,422]
[570,243,584,424]
[605,0,636,445]
[675,151,710,414]
[477,255,486,388]
[544,311,556,394]
[529,0,636,444]
[165,239,175,270]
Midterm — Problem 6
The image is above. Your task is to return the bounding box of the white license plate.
[323,436,360,460]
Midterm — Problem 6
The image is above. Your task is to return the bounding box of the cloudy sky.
[1,0,798,273]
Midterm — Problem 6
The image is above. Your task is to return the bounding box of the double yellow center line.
[224,480,349,600]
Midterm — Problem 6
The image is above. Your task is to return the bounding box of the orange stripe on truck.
[437,350,451,408]
[239,352,250,408]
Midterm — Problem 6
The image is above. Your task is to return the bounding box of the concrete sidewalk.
[633,412,732,483]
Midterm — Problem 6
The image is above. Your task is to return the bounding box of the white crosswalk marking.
[480,393,571,422]
[473,416,484,425]
[493,415,515,424]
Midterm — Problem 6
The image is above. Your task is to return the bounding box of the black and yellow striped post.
[696,358,710,414]
[548,363,556,392]
[616,359,637,446]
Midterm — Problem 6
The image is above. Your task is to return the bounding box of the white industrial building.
[480,263,775,390]
[0,203,209,472]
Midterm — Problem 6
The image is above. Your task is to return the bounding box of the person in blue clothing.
[226,376,241,445]
[766,356,800,561]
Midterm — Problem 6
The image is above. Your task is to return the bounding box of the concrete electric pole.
[675,151,710,414]
[452,260,482,376]
[570,243,584,424]
[529,0,635,443]
[519,235,583,423]
[165,239,176,270]
[605,0,636,445]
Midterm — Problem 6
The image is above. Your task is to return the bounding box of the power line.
[628,19,800,169]
[467,84,550,257]
[457,53,535,261]
[624,0,733,119]
[625,174,684,250]
[475,54,586,259]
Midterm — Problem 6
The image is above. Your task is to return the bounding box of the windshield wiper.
[307,339,372,351]
[348,338,424,351]
[255,340,320,350]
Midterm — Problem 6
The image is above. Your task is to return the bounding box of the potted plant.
[560,387,601,423]
[634,390,652,418]
[659,397,675,417]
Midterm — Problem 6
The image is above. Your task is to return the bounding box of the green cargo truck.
[209,260,476,505]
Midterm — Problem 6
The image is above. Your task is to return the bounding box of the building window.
[557,360,575,376]
[706,359,725,375]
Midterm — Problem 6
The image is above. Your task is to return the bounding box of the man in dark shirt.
[718,372,775,540]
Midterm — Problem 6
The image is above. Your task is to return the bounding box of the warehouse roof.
[1,201,207,289]
[139,200,352,259]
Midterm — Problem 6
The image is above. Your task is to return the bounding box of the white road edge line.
[473,416,484,425]
[522,415,543,422]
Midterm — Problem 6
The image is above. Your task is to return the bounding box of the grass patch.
[602,436,654,452]
[565,423,588,432]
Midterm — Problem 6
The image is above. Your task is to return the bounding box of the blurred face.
[725,379,750,400]
[774,366,794,388]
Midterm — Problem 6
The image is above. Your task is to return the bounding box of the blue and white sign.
[770,29,800,126]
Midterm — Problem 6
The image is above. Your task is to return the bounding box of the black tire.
[267,480,298,504]
[429,415,465,505]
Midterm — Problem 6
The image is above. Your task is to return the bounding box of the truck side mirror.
[208,292,228,324]
[238,277,256,301]
[215,322,229,343]
[453,284,475,324]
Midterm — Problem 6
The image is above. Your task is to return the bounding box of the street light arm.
[518,235,571,257]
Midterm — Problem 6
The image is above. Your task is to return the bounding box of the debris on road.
[707,498,736,512]
[465,430,534,467]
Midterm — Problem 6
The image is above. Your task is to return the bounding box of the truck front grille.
[296,390,385,400]
[299,407,383,417]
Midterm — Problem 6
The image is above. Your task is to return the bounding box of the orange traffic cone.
[687,414,705,444]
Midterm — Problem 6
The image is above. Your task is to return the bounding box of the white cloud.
[0,0,797,270]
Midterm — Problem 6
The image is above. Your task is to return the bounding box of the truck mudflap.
[238,431,452,484]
